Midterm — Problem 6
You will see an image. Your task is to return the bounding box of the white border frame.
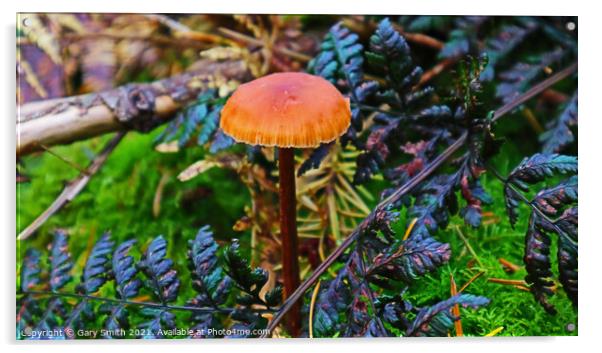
[3,2,599,353]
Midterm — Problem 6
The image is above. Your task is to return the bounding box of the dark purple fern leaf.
[374,292,413,332]
[80,232,114,294]
[524,215,556,314]
[227,309,268,338]
[407,173,460,240]
[406,294,490,337]
[533,175,578,217]
[188,225,232,307]
[297,142,333,177]
[540,94,577,153]
[367,18,415,95]
[197,105,223,146]
[209,129,235,153]
[496,48,567,104]
[338,19,453,185]
[138,308,176,339]
[154,89,230,151]
[48,229,73,292]
[523,176,577,313]
[224,240,269,304]
[31,298,69,340]
[63,233,114,338]
[504,153,577,227]
[459,175,493,228]
[367,236,451,284]
[479,18,539,81]
[98,239,142,335]
[367,18,435,112]
[17,249,42,334]
[312,271,350,337]
[113,239,142,300]
[62,300,95,340]
[20,248,41,292]
[179,103,208,147]
[345,291,372,336]
[362,318,389,337]
[307,21,378,152]
[28,231,73,339]
[557,207,578,307]
[438,16,488,60]
[138,236,180,304]
[99,303,129,338]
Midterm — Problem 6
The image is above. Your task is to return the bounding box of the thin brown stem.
[38,144,88,174]
[458,271,486,293]
[278,147,301,337]
[21,290,274,314]
[493,62,577,122]
[417,57,459,88]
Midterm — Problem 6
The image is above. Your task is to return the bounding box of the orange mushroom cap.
[220,72,351,148]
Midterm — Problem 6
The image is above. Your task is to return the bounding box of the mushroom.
[220,72,351,335]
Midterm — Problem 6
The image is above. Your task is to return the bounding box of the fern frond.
[496,48,568,103]
[407,294,490,336]
[504,153,577,227]
[80,232,114,294]
[48,230,73,291]
[479,18,539,81]
[540,94,577,153]
[154,89,233,153]
[113,239,143,300]
[523,176,577,313]
[188,225,232,307]
[369,236,450,284]
[18,226,278,339]
[139,236,180,304]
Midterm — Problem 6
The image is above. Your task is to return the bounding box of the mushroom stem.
[278,147,301,337]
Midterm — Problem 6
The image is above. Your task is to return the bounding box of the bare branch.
[17,59,251,156]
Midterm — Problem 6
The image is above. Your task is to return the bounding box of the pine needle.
[485,326,505,337]
[450,273,463,337]
[309,280,321,338]
[455,225,485,268]
[403,218,418,241]
[458,271,486,293]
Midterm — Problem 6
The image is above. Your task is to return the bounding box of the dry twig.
[18,132,126,240]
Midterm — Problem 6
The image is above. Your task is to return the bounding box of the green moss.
[401,173,577,336]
